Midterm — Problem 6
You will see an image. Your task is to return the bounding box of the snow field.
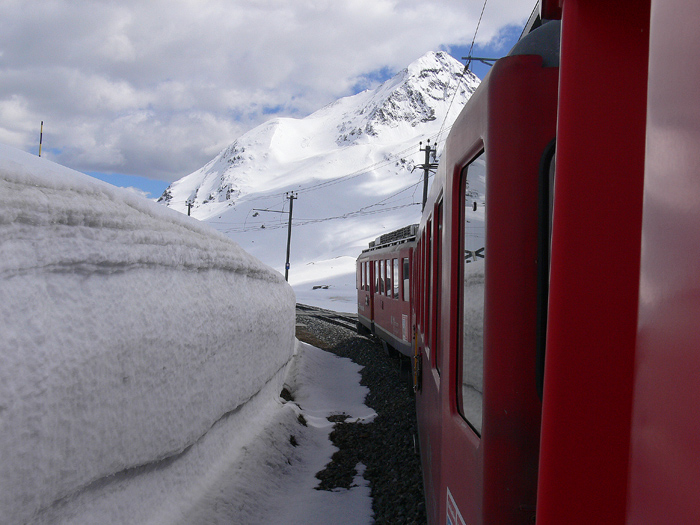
[0,144,296,523]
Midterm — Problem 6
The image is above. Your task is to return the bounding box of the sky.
[0,0,537,199]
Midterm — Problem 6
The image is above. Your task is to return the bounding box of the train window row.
[411,152,485,435]
[358,257,411,301]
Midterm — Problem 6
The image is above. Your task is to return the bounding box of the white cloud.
[0,0,535,181]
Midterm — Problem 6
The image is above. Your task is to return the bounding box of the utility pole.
[417,140,439,211]
[39,121,43,157]
[252,192,298,282]
[284,192,297,282]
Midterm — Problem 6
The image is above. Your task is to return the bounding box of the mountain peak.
[159,51,479,217]
[334,51,478,145]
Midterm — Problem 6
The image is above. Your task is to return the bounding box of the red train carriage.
[359,0,700,522]
[356,225,416,357]
[412,19,559,524]
[358,0,700,525]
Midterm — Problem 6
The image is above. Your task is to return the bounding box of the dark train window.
[393,259,399,299]
[403,257,410,302]
[459,150,486,436]
[536,141,556,399]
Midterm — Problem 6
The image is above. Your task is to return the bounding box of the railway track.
[295,303,359,332]
[292,305,426,523]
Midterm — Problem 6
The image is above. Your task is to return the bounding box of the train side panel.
[414,209,444,524]
[628,0,700,521]
[536,1,650,522]
[418,54,558,524]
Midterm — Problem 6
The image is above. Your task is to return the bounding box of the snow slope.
[0,144,296,523]
[160,52,480,311]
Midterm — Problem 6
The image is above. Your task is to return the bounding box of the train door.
[438,151,486,525]
[434,45,558,523]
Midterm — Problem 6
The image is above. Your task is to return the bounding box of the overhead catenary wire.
[219,202,421,234]
[434,0,489,152]
[465,0,489,72]
[214,176,432,233]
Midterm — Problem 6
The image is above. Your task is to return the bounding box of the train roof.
[361,224,418,253]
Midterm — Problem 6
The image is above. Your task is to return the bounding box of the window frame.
[457,149,486,436]
[402,257,410,302]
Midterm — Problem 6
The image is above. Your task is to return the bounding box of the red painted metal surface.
[540,0,562,20]
[627,0,700,522]
[358,2,700,521]
[536,1,650,522]
[414,52,558,523]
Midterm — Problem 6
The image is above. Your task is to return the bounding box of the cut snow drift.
[0,144,296,523]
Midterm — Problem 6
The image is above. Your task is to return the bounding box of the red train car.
[356,225,416,357]
[412,18,559,523]
[361,0,700,522]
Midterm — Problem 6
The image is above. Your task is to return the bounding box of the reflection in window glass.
[380,260,385,295]
[403,258,410,302]
[426,221,432,349]
[375,260,380,293]
[393,259,399,299]
[460,150,486,435]
[385,259,391,297]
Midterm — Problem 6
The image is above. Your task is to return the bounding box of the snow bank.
[0,144,296,523]
[166,341,375,524]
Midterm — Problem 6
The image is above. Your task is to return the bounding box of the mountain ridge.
[158,51,478,219]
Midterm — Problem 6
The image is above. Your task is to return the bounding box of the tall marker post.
[39,121,43,157]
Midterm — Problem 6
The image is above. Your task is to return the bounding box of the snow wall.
[0,144,297,523]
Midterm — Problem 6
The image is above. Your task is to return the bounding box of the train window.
[403,257,410,302]
[536,141,556,398]
[416,239,423,331]
[375,260,380,294]
[435,201,443,373]
[383,259,388,296]
[425,220,432,355]
[380,260,385,295]
[459,150,486,435]
[366,261,370,291]
[359,262,363,290]
[393,259,399,299]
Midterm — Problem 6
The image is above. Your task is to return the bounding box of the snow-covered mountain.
[160,51,479,311]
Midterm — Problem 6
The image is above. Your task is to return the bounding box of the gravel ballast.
[295,305,427,525]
